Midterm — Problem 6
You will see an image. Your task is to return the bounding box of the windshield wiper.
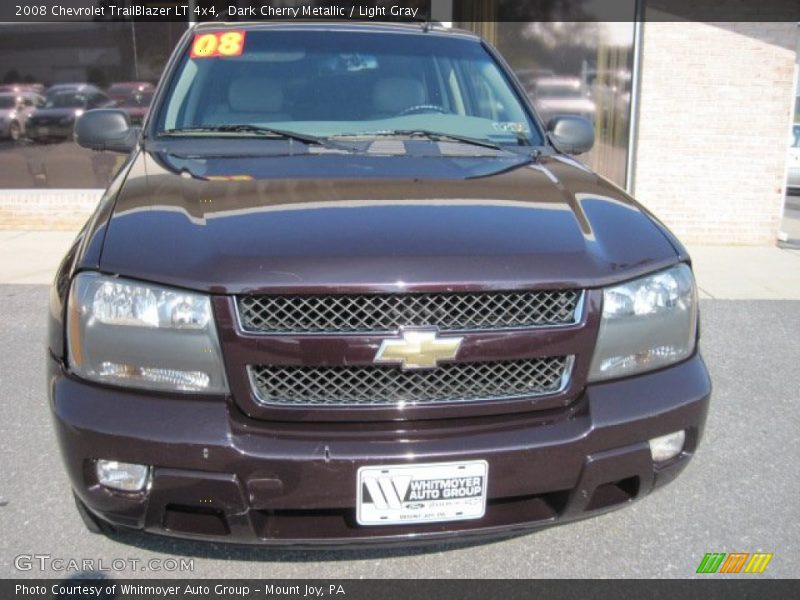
[159,125,354,151]
[332,129,504,151]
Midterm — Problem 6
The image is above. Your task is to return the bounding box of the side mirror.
[547,115,594,155]
[74,109,138,153]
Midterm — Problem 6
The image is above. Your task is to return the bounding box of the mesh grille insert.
[249,356,572,407]
[238,290,581,334]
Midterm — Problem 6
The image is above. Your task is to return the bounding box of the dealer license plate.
[356,460,488,526]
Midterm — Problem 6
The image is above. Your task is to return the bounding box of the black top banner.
[1,0,800,23]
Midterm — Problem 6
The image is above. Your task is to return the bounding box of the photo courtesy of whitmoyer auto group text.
[0,0,798,598]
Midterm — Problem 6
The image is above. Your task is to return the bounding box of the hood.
[96,148,680,294]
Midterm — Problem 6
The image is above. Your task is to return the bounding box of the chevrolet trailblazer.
[48,22,711,545]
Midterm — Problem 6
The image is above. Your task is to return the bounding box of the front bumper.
[49,353,710,546]
[28,123,72,141]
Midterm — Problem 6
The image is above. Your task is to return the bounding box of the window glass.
[457,5,637,187]
[46,93,86,108]
[0,22,186,189]
[157,30,542,146]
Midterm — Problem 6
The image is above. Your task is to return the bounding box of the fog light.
[648,430,686,462]
[98,362,211,391]
[96,460,150,492]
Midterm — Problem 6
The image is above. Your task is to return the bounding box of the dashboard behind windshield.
[155,29,543,146]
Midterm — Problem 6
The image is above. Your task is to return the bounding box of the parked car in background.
[117,89,154,125]
[45,83,104,99]
[529,76,596,125]
[106,81,155,104]
[0,82,46,95]
[788,124,800,194]
[27,89,113,143]
[0,91,44,141]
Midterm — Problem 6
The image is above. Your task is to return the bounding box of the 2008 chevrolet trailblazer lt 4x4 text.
[48,22,711,545]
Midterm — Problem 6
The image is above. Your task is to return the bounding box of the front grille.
[249,356,573,407]
[238,290,581,334]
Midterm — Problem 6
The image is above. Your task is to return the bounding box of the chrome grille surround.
[237,290,583,334]
[249,356,574,407]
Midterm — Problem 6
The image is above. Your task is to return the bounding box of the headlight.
[589,264,697,381]
[66,272,228,393]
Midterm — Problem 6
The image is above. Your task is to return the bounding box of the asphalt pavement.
[0,285,798,578]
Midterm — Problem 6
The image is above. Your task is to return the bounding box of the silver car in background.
[0,92,43,141]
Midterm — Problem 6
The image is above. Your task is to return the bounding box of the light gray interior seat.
[372,77,425,118]
[205,77,290,124]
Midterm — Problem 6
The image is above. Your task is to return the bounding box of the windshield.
[0,96,15,109]
[45,93,84,108]
[155,29,542,146]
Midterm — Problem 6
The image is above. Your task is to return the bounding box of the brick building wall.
[632,21,798,245]
[0,190,102,230]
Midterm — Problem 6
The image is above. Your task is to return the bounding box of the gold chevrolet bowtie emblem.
[374,329,463,370]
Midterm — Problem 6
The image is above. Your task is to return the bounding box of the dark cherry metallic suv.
[48,21,710,546]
